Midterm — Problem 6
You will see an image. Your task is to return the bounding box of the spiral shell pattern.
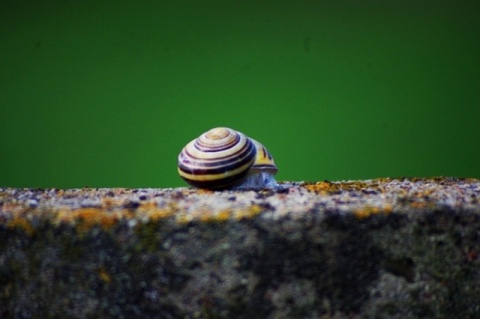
[178,127,258,189]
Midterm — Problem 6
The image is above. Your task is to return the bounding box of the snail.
[177,127,278,190]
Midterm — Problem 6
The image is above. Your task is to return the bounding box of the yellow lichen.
[176,213,193,224]
[98,267,111,283]
[146,208,175,222]
[354,206,391,219]
[304,182,335,193]
[410,201,435,209]
[215,210,232,222]
[383,204,393,214]
[198,209,228,223]
[176,204,263,224]
[7,217,34,236]
[55,208,122,233]
[234,204,263,220]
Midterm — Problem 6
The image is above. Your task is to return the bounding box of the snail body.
[177,127,278,190]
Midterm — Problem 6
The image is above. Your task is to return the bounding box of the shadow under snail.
[177,127,278,190]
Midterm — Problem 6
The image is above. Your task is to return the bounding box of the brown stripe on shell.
[178,140,255,174]
[177,127,257,189]
[194,130,240,152]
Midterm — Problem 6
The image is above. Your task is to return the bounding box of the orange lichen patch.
[176,204,263,224]
[7,217,34,236]
[55,208,131,233]
[146,208,176,222]
[384,204,393,214]
[1,202,29,215]
[215,210,231,222]
[340,181,387,193]
[136,202,177,222]
[410,201,436,209]
[304,180,385,194]
[98,267,112,283]
[176,214,193,224]
[76,208,119,233]
[304,182,335,194]
[101,197,117,209]
[138,201,158,210]
[353,205,392,220]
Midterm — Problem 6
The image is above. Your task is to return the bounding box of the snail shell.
[178,127,278,190]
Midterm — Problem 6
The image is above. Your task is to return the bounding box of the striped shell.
[178,127,278,190]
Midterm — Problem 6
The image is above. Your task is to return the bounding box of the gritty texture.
[1,177,480,318]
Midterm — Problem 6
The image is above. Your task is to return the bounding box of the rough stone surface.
[1,177,480,318]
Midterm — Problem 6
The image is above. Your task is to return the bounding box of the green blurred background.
[1,1,479,188]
